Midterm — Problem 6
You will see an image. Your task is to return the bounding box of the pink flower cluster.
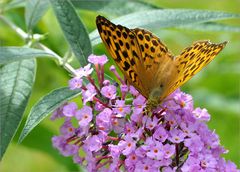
[51,54,239,172]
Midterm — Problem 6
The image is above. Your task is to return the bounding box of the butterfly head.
[146,87,165,111]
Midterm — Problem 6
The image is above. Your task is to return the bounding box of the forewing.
[132,29,177,99]
[96,15,148,97]
[168,40,227,95]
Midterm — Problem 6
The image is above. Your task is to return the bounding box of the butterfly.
[96,15,227,110]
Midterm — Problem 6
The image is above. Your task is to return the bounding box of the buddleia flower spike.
[51,52,238,171]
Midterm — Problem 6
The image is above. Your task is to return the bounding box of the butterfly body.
[96,15,227,110]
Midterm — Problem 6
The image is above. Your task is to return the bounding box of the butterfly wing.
[131,29,178,100]
[165,40,227,98]
[96,15,227,104]
[96,15,149,97]
[96,15,176,99]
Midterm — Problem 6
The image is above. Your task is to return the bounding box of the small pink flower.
[63,102,78,117]
[120,84,128,92]
[125,152,138,168]
[153,125,168,142]
[96,108,112,131]
[144,116,159,130]
[76,64,93,77]
[193,107,210,121]
[113,100,131,117]
[76,105,93,127]
[169,128,186,143]
[60,120,76,137]
[101,85,116,99]
[118,135,136,156]
[68,77,82,90]
[129,85,139,96]
[163,144,175,159]
[146,141,164,160]
[184,134,204,153]
[84,134,104,152]
[82,83,96,104]
[88,54,108,65]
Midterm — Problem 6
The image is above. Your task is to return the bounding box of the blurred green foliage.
[0,0,239,171]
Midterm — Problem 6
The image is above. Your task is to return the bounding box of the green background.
[0,0,239,171]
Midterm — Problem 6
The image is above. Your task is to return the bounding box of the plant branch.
[0,15,28,39]
[37,43,78,76]
[0,15,78,76]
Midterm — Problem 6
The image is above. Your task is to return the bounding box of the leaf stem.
[0,15,78,76]
[37,43,78,76]
[0,15,28,39]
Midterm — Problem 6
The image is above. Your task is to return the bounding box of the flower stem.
[100,65,105,87]
[175,143,179,166]
[96,159,112,169]
[94,64,102,87]
[87,76,101,95]
[107,136,120,141]
[96,155,111,162]
[93,97,111,109]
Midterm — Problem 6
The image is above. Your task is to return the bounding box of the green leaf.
[177,22,240,32]
[0,59,36,160]
[1,0,25,11]
[70,0,111,11]
[71,0,159,16]
[49,0,92,66]
[25,0,49,31]
[19,87,81,143]
[90,9,240,46]
[0,47,55,64]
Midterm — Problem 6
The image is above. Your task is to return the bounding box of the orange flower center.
[131,155,136,160]
[127,143,132,147]
[180,101,185,107]
[144,166,149,170]
[113,120,118,126]
[118,107,123,112]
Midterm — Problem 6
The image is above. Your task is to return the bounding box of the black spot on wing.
[116,30,121,37]
[114,50,122,62]
[152,40,158,46]
[123,32,128,39]
[145,35,150,41]
[119,40,124,46]
[150,47,155,53]
[122,50,128,58]
[138,34,143,40]
[126,42,130,50]
[145,43,149,49]
[123,61,130,71]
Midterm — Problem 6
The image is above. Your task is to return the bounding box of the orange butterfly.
[96,15,227,110]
